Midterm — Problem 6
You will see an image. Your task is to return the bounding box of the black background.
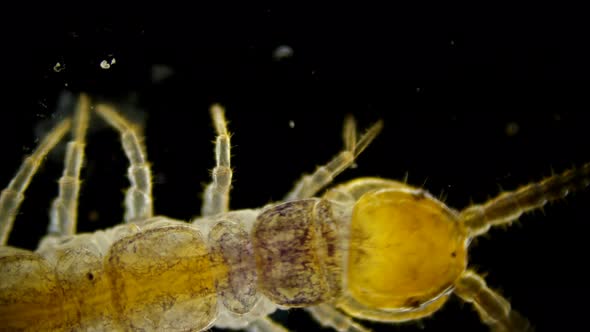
[1,4,590,332]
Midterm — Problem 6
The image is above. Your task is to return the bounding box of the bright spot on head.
[273,45,294,61]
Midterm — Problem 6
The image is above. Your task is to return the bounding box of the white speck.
[416,87,421,92]
[350,162,358,169]
[100,57,116,69]
[450,40,455,46]
[64,83,68,87]
[53,62,65,72]
[273,45,294,61]
[152,64,174,83]
[289,120,295,128]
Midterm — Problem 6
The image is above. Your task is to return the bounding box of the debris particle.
[100,57,116,70]
[88,210,99,222]
[289,120,295,128]
[505,122,519,136]
[152,64,174,83]
[273,45,294,61]
[53,62,65,72]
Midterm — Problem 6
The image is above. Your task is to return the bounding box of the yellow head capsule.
[347,187,468,311]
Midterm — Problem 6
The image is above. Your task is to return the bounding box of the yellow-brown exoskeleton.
[1,95,587,331]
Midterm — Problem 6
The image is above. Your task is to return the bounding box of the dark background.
[1,4,589,332]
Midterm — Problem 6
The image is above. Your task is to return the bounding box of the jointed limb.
[246,316,288,332]
[48,94,90,236]
[286,116,383,200]
[202,104,233,216]
[306,304,370,332]
[454,271,532,332]
[0,118,71,245]
[460,163,590,237]
[95,104,153,222]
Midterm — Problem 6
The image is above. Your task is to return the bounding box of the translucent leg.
[306,304,370,332]
[460,163,590,237]
[95,104,153,222]
[285,116,383,200]
[246,316,289,332]
[0,118,71,245]
[454,271,532,332]
[202,104,232,216]
[48,94,90,236]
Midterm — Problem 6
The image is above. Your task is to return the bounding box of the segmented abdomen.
[0,199,344,331]
[253,198,343,307]
[0,223,226,331]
